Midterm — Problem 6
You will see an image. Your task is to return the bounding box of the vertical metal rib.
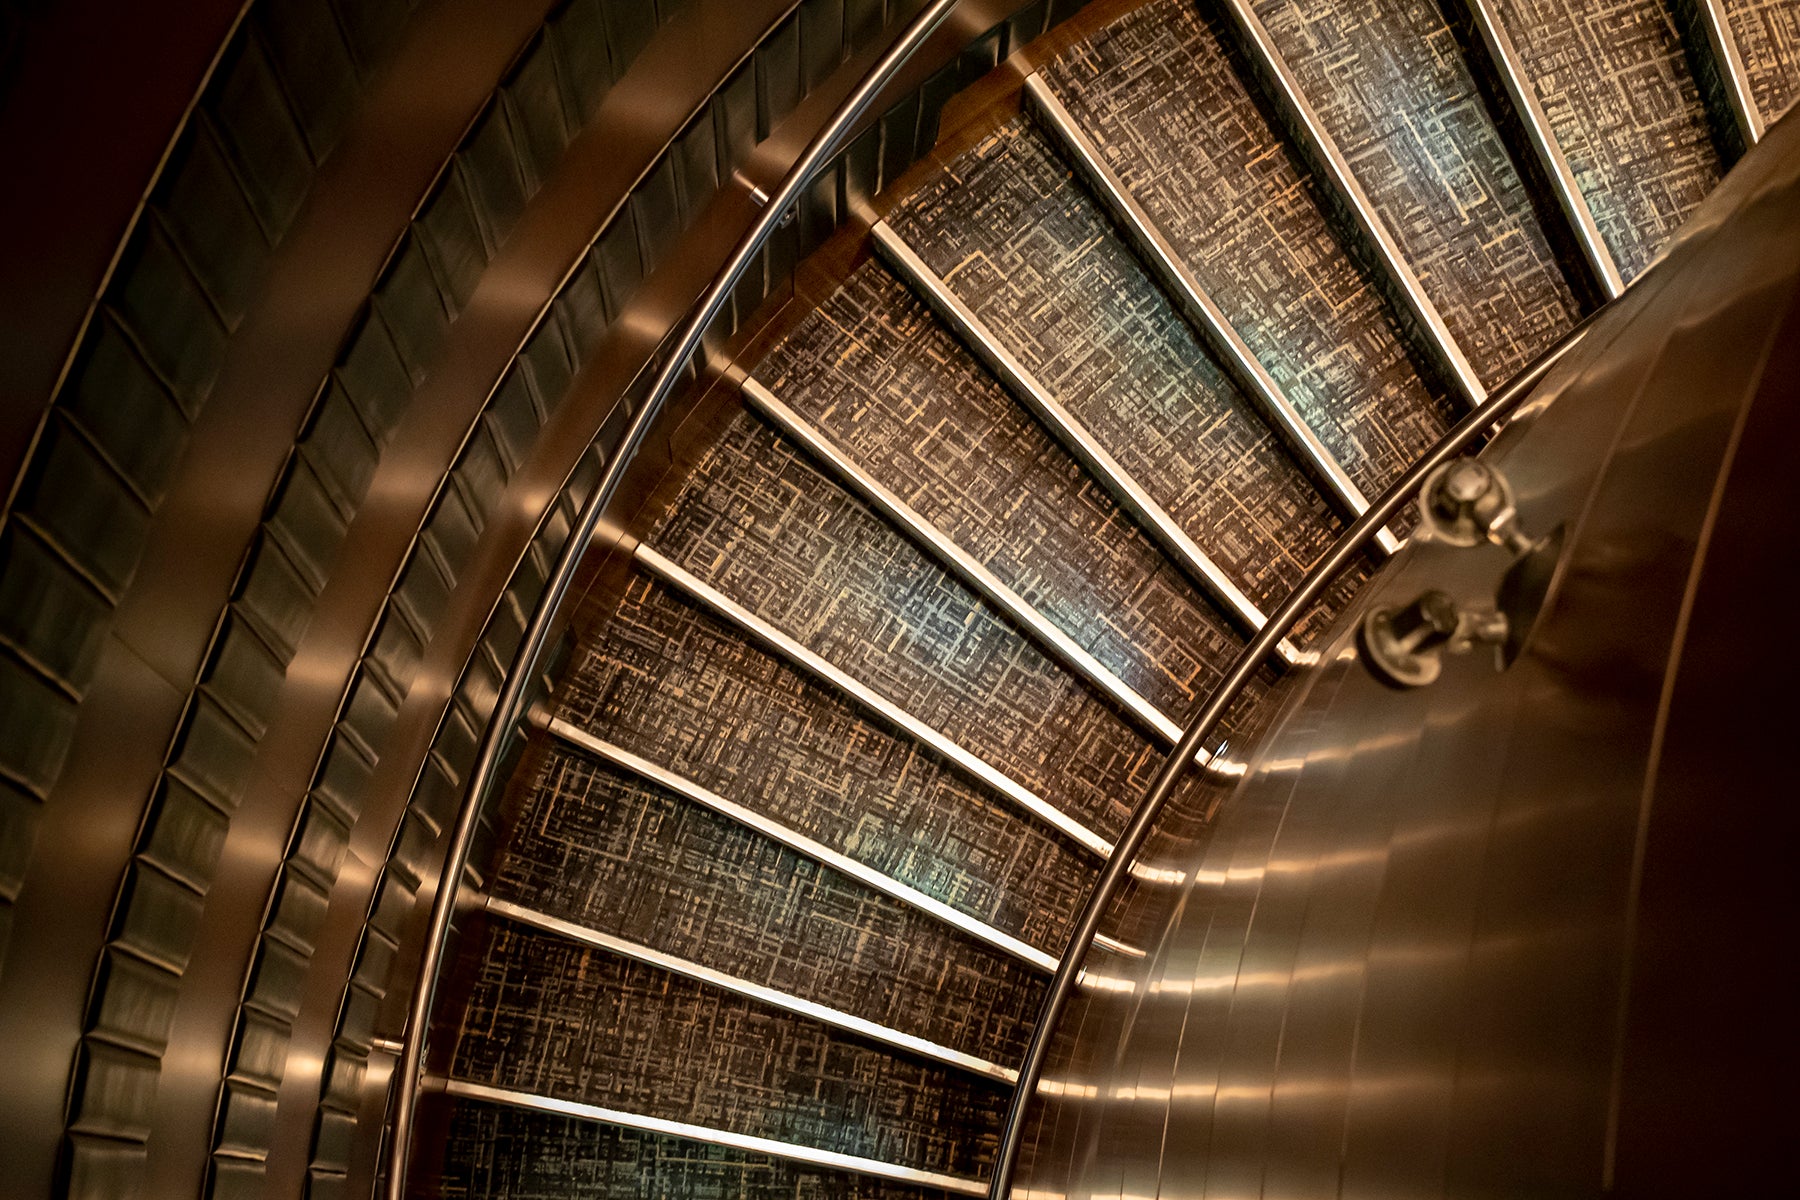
[1213,0,1490,408]
[1692,0,1765,149]
[1021,73,1403,557]
[1458,1,1626,300]
[438,1079,989,1197]
[871,221,1303,666]
[632,541,1120,858]
[743,376,1195,743]
[484,896,1022,1083]
[540,716,1060,973]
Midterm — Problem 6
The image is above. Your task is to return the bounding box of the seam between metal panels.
[1214,0,1489,408]
[1021,73,1402,557]
[484,895,1021,1082]
[435,1078,989,1196]
[1460,0,1626,300]
[871,220,1303,666]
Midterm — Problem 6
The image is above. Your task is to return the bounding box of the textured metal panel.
[1723,0,1800,122]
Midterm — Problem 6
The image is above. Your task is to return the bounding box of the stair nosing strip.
[1215,0,1489,408]
[1692,0,1765,148]
[870,220,1302,666]
[483,895,1021,1084]
[741,375,1186,743]
[541,717,1061,972]
[1461,0,1626,300]
[1022,73,1402,558]
[633,541,1119,858]
[435,1077,989,1196]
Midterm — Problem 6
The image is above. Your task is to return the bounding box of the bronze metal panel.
[0,0,246,493]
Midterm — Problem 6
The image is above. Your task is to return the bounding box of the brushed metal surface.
[1017,107,1800,1200]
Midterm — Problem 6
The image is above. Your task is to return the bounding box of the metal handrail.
[983,310,1602,1200]
[381,3,959,1195]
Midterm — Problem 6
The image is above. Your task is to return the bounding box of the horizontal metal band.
[1460,0,1624,300]
[485,895,1020,1083]
[437,1077,988,1196]
[871,221,1302,666]
[743,375,1190,741]
[1022,74,1401,557]
[1214,0,1488,408]
[543,716,1060,972]
[634,541,1117,857]
[1694,0,1764,149]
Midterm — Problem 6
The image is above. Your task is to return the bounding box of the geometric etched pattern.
[452,923,1006,1177]
[1249,0,1584,384]
[437,1101,957,1200]
[887,118,1348,628]
[1040,0,1459,498]
[1495,0,1723,280]
[758,260,1253,721]
[555,573,1104,951]
[491,747,1048,1065]
[650,411,1170,839]
[1725,0,1800,122]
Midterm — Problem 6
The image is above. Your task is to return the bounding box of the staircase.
[416,0,1795,1195]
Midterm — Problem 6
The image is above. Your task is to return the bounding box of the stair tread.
[453,923,1004,1178]
[554,574,1104,950]
[759,260,1253,723]
[649,412,1175,842]
[1724,0,1800,123]
[886,118,1355,638]
[1490,0,1722,281]
[1245,0,1582,384]
[1039,0,1457,500]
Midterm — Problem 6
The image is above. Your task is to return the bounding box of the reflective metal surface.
[1213,0,1489,409]
[1021,73,1400,557]
[1007,107,1800,1200]
[436,1078,989,1196]
[872,219,1302,663]
[1460,0,1627,300]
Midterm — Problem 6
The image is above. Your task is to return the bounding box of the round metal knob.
[1359,589,1461,688]
[1421,458,1514,547]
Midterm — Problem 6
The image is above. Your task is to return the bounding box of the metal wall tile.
[372,235,452,386]
[229,1010,293,1089]
[236,534,317,658]
[64,316,191,507]
[139,779,230,892]
[246,936,310,1022]
[267,457,349,589]
[300,386,379,518]
[549,0,618,123]
[208,35,315,242]
[326,0,412,78]
[457,104,532,257]
[334,310,414,439]
[0,525,110,690]
[89,948,181,1056]
[312,737,376,824]
[267,867,332,952]
[418,169,490,318]
[113,861,205,972]
[501,38,573,191]
[168,696,258,811]
[67,1040,160,1140]
[202,615,286,737]
[255,0,361,160]
[107,221,227,418]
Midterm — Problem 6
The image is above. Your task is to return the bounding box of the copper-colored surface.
[0,0,246,495]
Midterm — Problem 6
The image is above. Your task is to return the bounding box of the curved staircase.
[416,1,1797,1196]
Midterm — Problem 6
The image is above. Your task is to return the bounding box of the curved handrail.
[382,3,960,1195]
[984,311,1602,1200]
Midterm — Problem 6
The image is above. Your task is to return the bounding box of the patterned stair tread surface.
[452,923,1006,1177]
[1725,0,1800,122]
[1039,0,1457,500]
[757,258,1253,722]
[488,745,1046,1064]
[1492,0,1722,280]
[886,118,1349,633]
[648,410,1174,840]
[1247,0,1582,384]
[433,1100,962,1200]
[553,572,1100,950]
